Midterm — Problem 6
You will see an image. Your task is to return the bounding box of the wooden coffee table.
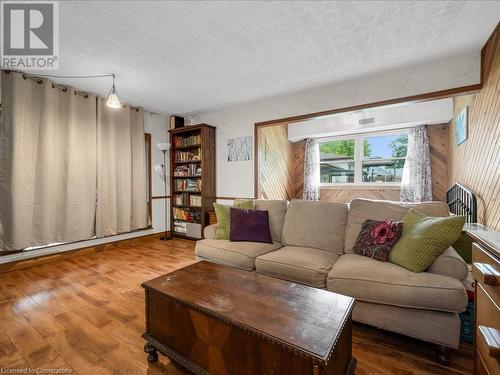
[142,261,356,375]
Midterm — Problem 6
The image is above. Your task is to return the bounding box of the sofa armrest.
[204,224,218,239]
[428,247,468,281]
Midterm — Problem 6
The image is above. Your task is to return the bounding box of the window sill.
[320,184,401,190]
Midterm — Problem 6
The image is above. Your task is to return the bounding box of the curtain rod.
[3,70,160,115]
[23,73,115,79]
[22,72,158,113]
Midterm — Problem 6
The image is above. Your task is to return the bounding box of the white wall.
[191,52,480,198]
[144,112,170,233]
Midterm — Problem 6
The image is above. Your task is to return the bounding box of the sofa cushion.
[326,254,467,313]
[281,200,348,254]
[353,219,403,261]
[230,207,272,243]
[254,200,288,243]
[344,199,449,253]
[195,239,281,271]
[213,200,254,239]
[255,246,339,288]
[389,209,465,272]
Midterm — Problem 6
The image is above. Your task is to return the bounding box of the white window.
[319,130,408,186]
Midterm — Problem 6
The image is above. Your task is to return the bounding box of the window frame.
[319,129,409,188]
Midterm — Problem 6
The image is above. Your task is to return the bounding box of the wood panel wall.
[428,123,449,201]
[292,140,305,199]
[320,188,400,203]
[257,124,295,200]
[447,25,500,230]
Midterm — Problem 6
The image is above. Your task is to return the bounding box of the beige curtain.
[96,100,148,237]
[0,71,97,251]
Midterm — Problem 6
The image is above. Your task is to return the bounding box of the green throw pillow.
[214,200,254,239]
[389,209,465,272]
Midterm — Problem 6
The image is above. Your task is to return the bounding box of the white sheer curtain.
[0,71,98,251]
[96,100,149,237]
[303,138,320,201]
[400,125,433,202]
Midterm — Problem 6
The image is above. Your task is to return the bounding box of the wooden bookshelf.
[169,124,216,239]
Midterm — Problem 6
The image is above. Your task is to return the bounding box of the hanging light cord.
[10,71,159,114]
[21,72,123,109]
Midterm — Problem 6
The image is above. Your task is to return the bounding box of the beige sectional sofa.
[195,198,468,361]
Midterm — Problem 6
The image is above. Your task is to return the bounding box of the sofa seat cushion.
[195,239,281,271]
[255,246,339,288]
[326,254,467,313]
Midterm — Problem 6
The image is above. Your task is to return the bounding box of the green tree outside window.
[390,136,408,168]
[319,140,371,157]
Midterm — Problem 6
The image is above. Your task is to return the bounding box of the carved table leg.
[144,342,158,363]
[436,345,451,365]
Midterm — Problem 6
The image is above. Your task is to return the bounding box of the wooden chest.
[142,261,356,375]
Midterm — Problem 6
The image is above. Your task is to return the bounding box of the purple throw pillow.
[353,219,403,261]
[230,208,272,244]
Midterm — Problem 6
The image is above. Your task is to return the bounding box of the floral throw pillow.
[354,219,403,262]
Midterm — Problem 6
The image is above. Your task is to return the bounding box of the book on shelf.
[175,149,201,162]
[190,195,202,207]
[174,178,202,192]
[174,193,202,207]
[173,220,202,238]
[173,164,201,177]
[174,194,184,206]
[173,220,187,233]
[173,134,201,147]
[173,207,201,222]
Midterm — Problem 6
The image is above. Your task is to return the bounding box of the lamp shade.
[106,74,121,109]
[106,92,121,109]
[156,143,171,151]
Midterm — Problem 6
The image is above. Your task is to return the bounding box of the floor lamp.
[157,143,172,240]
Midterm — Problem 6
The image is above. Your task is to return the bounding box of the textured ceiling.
[41,1,500,114]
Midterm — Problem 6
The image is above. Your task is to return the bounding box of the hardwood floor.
[0,238,473,375]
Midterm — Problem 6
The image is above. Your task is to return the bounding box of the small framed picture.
[455,106,468,146]
[227,136,252,162]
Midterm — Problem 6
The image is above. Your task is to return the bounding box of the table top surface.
[142,261,355,360]
[465,223,500,258]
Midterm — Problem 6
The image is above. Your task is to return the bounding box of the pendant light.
[23,72,123,109]
[106,74,121,109]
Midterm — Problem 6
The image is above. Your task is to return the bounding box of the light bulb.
[106,92,121,108]
[106,74,121,109]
